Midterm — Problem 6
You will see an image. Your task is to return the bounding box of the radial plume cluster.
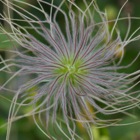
[0,0,140,139]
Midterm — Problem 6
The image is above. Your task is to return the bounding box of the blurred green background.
[0,0,140,140]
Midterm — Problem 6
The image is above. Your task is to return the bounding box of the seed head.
[0,0,140,139]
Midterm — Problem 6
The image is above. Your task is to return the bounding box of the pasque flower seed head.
[0,0,140,139]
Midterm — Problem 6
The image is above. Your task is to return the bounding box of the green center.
[67,65,76,73]
[54,55,88,85]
